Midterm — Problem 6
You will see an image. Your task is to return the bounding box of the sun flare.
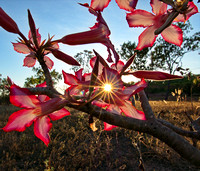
[103,84,112,92]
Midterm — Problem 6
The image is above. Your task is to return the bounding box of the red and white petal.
[136,25,157,50]
[102,67,124,88]
[3,109,37,132]
[91,0,111,11]
[120,101,146,120]
[62,70,79,85]
[51,42,59,49]
[111,60,124,72]
[90,56,104,76]
[38,95,50,103]
[12,43,31,54]
[116,0,138,11]
[150,0,167,15]
[36,82,47,88]
[49,108,70,121]
[92,100,109,108]
[23,56,36,67]
[129,70,183,80]
[175,2,199,22]
[106,104,121,115]
[126,10,155,28]
[104,122,117,131]
[161,24,183,47]
[10,84,39,108]
[83,73,92,81]
[75,68,83,81]
[44,56,54,70]
[34,116,52,146]
[36,82,50,102]
[122,79,147,100]
[28,29,41,45]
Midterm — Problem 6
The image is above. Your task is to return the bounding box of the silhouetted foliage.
[71,50,94,73]
[24,67,62,87]
[119,41,151,70]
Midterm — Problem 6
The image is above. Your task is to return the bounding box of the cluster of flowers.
[0,0,198,146]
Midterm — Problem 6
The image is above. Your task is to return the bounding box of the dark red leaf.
[51,49,80,66]
[0,7,20,34]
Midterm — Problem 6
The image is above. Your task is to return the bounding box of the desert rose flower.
[2,84,70,146]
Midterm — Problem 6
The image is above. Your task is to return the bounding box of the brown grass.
[0,101,200,170]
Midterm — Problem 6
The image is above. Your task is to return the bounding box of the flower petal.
[36,82,50,102]
[60,23,110,45]
[120,101,146,120]
[91,0,111,11]
[104,122,117,131]
[150,0,167,15]
[116,0,138,11]
[129,70,183,80]
[44,56,54,70]
[10,84,39,108]
[49,108,70,121]
[161,24,183,47]
[174,2,199,22]
[122,79,147,100]
[111,60,124,72]
[83,73,92,81]
[62,70,79,85]
[136,25,157,50]
[23,56,36,67]
[126,10,155,27]
[34,116,52,146]
[3,109,37,132]
[92,100,109,108]
[12,43,31,54]
[75,68,83,81]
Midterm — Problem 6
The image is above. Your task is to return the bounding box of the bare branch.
[158,118,200,139]
[28,87,200,166]
[139,90,155,120]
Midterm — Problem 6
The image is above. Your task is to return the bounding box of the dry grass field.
[0,100,200,170]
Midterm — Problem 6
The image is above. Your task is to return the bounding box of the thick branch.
[158,118,200,140]
[37,56,53,87]
[66,103,200,166]
[28,86,60,98]
[139,90,155,120]
[28,87,200,166]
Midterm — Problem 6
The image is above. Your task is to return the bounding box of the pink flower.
[12,29,58,69]
[62,68,91,98]
[94,67,147,105]
[59,4,119,63]
[126,0,198,50]
[2,83,70,146]
[90,0,138,12]
[91,67,147,130]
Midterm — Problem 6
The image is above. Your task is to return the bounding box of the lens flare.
[103,84,112,92]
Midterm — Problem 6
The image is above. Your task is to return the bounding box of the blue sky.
[0,0,200,88]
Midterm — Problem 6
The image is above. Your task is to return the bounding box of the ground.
[0,100,200,170]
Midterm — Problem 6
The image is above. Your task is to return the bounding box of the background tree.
[0,74,10,104]
[24,67,62,87]
[149,21,200,99]
[119,41,151,70]
[71,50,94,73]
